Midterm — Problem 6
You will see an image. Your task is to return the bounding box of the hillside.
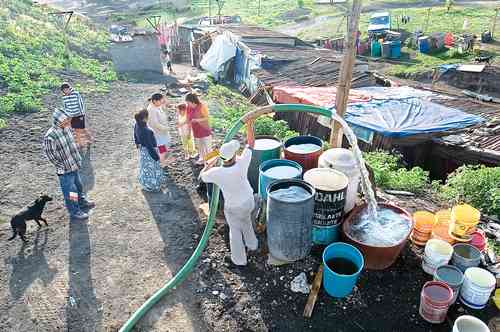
[0,0,116,128]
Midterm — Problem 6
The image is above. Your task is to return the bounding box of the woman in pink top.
[185,93,212,165]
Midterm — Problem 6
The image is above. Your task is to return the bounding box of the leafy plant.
[0,0,115,124]
[207,83,298,140]
[364,150,430,193]
[438,165,500,217]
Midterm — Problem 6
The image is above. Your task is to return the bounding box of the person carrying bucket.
[200,121,258,267]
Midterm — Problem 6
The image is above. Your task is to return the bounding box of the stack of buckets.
[411,211,435,246]
[417,203,497,322]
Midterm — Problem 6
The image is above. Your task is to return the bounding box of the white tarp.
[200,34,236,76]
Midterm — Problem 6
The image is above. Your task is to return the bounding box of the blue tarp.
[342,97,484,138]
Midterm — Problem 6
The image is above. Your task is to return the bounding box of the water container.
[419,281,454,324]
[322,242,364,298]
[434,265,464,303]
[390,40,401,59]
[431,209,455,244]
[318,148,361,213]
[247,136,282,193]
[418,36,430,54]
[371,40,381,57]
[266,179,315,262]
[382,41,392,58]
[449,204,480,242]
[460,267,496,309]
[258,159,302,201]
[411,211,434,246]
[469,230,487,252]
[422,239,453,275]
[453,315,490,332]
[284,136,323,173]
[451,243,481,272]
[304,168,348,245]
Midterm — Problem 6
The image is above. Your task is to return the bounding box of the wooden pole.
[329,0,362,147]
[492,8,499,39]
[303,265,323,318]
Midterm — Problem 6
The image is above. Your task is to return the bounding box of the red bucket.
[419,281,453,324]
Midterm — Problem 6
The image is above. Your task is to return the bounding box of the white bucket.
[459,267,496,309]
[318,148,361,213]
[422,239,453,275]
[453,315,490,332]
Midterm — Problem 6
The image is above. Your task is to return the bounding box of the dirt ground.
[0,68,210,331]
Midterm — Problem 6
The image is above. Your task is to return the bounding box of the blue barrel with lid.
[371,40,381,57]
[419,36,430,54]
[390,40,401,59]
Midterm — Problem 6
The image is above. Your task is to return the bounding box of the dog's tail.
[7,229,17,241]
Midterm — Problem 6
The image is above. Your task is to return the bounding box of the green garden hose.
[119,104,332,332]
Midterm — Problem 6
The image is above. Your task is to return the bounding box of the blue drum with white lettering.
[304,168,349,245]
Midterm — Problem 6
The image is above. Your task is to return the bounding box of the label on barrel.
[312,189,346,227]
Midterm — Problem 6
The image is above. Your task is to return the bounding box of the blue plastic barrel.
[390,40,401,59]
[418,36,430,54]
[259,159,302,201]
[322,242,364,298]
[267,179,315,262]
[371,40,381,57]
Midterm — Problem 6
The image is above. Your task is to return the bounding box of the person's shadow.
[65,146,101,331]
[7,229,57,300]
[65,217,102,331]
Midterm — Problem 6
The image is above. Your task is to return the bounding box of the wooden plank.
[303,264,324,318]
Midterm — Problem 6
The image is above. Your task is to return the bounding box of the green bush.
[207,83,298,140]
[439,165,500,217]
[364,150,430,193]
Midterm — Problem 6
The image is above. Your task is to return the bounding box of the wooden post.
[492,8,499,39]
[329,0,362,147]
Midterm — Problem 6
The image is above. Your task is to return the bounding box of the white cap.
[219,140,240,160]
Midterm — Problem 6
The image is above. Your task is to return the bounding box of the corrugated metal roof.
[253,55,370,88]
[217,24,296,40]
[433,97,500,155]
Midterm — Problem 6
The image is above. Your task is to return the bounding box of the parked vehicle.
[368,12,391,34]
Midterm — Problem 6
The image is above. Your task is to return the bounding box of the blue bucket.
[322,242,364,298]
[259,159,302,201]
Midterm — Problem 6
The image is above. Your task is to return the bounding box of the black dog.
[8,194,53,242]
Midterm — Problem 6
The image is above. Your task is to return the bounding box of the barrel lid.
[319,148,357,170]
[304,168,349,191]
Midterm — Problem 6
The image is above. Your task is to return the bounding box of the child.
[176,103,195,160]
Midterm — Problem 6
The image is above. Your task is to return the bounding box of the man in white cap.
[200,122,258,267]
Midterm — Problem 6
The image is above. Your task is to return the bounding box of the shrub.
[439,165,500,217]
[363,150,430,193]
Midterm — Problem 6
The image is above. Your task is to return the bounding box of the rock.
[290,272,311,294]
[219,293,228,301]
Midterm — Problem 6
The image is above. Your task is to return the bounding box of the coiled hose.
[119,104,331,332]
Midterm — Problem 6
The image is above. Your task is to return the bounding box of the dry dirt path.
[0,80,206,332]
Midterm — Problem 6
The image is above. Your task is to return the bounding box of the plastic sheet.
[200,34,236,77]
[344,98,484,138]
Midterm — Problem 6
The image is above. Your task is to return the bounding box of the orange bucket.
[411,211,435,246]
[431,210,455,244]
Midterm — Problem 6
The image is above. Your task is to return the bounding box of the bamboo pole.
[329,0,362,147]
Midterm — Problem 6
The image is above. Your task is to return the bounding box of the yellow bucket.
[449,204,480,241]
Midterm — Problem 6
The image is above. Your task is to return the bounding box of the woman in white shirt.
[147,93,171,167]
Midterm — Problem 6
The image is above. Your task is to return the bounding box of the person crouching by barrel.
[200,121,258,268]
[60,83,93,149]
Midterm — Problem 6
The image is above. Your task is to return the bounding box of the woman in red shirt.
[185,93,212,165]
